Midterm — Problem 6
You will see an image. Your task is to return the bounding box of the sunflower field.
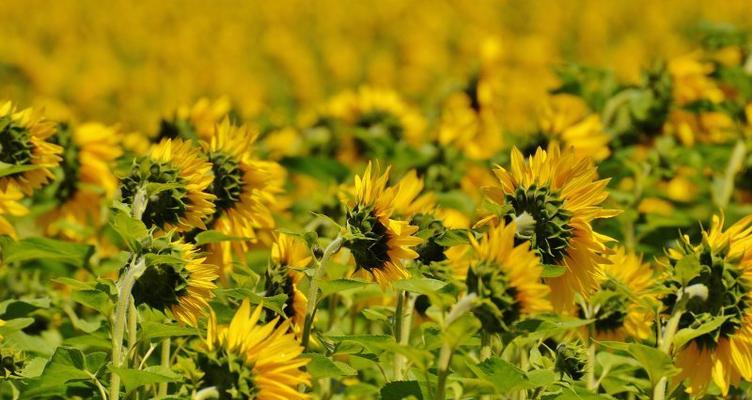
[3,1,752,399]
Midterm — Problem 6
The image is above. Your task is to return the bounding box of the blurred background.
[0,0,750,132]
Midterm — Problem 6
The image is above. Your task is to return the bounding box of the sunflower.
[583,247,657,341]
[265,233,313,334]
[156,97,232,142]
[0,186,28,238]
[466,221,552,333]
[40,122,121,239]
[482,145,620,311]
[0,101,62,195]
[668,52,724,106]
[199,121,285,273]
[329,86,426,159]
[120,138,215,233]
[665,215,752,395]
[524,94,610,161]
[203,300,311,399]
[131,238,217,326]
[343,162,423,288]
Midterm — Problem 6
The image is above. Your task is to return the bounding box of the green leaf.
[52,277,95,290]
[673,316,729,349]
[281,156,350,182]
[327,335,394,353]
[72,289,114,315]
[219,288,288,316]
[319,278,372,299]
[380,380,424,400]
[599,341,679,385]
[140,321,197,340]
[0,297,50,318]
[194,230,248,246]
[467,357,528,393]
[303,353,358,379]
[110,208,148,250]
[0,236,94,266]
[0,162,41,177]
[109,365,181,394]
[0,318,34,335]
[391,278,446,295]
[675,255,701,286]
[541,264,567,278]
[433,229,471,247]
[38,347,92,385]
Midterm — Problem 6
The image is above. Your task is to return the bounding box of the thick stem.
[480,332,491,361]
[653,295,688,400]
[393,291,414,380]
[435,343,453,400]
[109,256,146,400]
[128,299,138,361]
[158,338,171,397]
[301,236,343,350]
[586,341,597,390]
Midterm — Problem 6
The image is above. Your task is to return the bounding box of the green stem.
[586,341,597,391]
[128,300,138,361]
[480,331,491,361]
[653,294,688,400]
[394,291,414,380]
[158,338,171,397]
[435,342,453,400]
[301,235,343,350]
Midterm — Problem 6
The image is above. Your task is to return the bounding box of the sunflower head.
[583,248,657,341]
[554,342,587,381]
[265,234,313,331]
[0,101,62,195]
[202,300,310,400]
[466,222,551,333]
[131,238,217,326]
[0,348,24,379]
[156,98,232,142]
[343,163,422,288]
[660,215,752,395]
[120,139,215,232]
[484,145,619,310]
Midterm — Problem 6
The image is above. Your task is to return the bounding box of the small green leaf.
[110,209,148,250]
[0,237,94,266]
[541,264,567,278]
[219,288,288,316]
[109,365,181,394]
[303,353,358,379]
[72,289,114,315]
[319,278,371,298]
[468,357,528,393]
[675,255,701,285]
[599,341,679,385]
[380,380,424,400]
[434,229,471,247]
[391,278,446,295]
[0,162,41,177]
[281,156,350,182]
[140,321,197,340]
[673,316,729,349]
[193,230,248,246]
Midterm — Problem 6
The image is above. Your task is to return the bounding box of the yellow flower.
[0,186,28,238]
[205,300,311,399]
[343,162,423,288]
[40,122,122,239]
[120,138,216,233]
[668,52,724,105]
[200,120,285,274]
[588,247,657,341]
[159,97,232,141]
[483,145,620,311]
[0,101,62,195]
[535,95,610,161]
[466,221,552,332]
[668,215,752,396]
[637,197,674,216]
[267,233,314,335]
[132,239,218,327]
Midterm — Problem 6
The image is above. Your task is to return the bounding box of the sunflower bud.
[554,343,586,381]
[466,261,520,334]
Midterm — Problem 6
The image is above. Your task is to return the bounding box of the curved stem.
[435,343,453,400]
[394,291,414,380]
[158,338,171,397]
[301,235,343,350]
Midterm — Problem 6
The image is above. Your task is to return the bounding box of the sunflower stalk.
[393,290,414,380]
[110,188,148,400]
[653,291,689,400]
[158,338,171,397]
[435,294,477,400]
[301,235,343,350]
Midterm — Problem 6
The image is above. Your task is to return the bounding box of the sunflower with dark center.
[482,145,620,311]
[205,300,311,399]
[466,222,551,334]
[199,121,284,275]
[120,138,215,233]
[264,233,312,335]
[343,162,422,288]
[40,122,121,239]
[132,238,217,326]
[581,247,657,341]
[663,215,752,396]
[0,101,62,195]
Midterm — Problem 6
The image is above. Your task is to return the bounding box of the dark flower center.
[466,261,522,333]
[265,262,297,321]
[131,249,190,311]
[120,159,188,229]
[207,151,244,213]
[504,185,572,265]
[520,136,551,158]
[197,350,257,400]
[0,116,33,170]
[581,279,629,333]
[155,118,198,142]
[345,206,391,271]
[50,124,81,203]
